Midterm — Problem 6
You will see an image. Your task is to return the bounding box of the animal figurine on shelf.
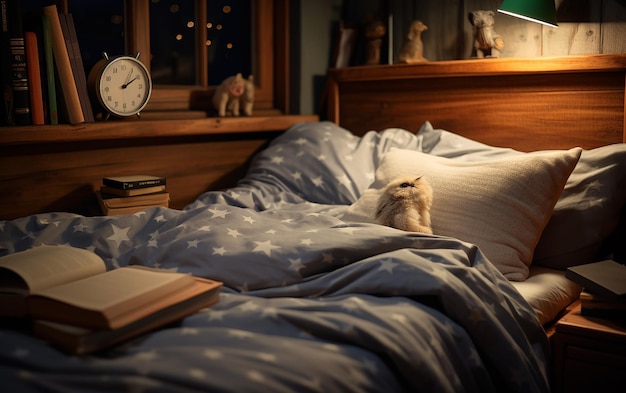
[375,176,433,234]
[398,20,428,64]
[213,73,255,117]
[468,10,504,58]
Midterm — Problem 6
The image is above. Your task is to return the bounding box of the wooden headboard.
[327,54,626,151]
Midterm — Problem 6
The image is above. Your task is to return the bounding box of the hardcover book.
[42,4,84,124]
[100,184,166,197]
[97,191,169,215]
[102,175,167,190]
[566,260,626,298]
[0,245,222,353]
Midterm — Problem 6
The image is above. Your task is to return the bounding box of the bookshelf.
[0,114,317,145]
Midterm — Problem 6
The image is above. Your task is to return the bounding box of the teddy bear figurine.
[212,73,254,117]
[468,10,504,58]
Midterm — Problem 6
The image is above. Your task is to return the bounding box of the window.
[70,0,290,114]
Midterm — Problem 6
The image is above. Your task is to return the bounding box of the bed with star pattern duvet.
[7,119,624,393]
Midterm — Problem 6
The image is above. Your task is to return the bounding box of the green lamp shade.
[498,0,558,27]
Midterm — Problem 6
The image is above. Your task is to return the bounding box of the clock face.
[96,56,152,117]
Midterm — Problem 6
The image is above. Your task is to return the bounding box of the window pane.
[206,0,252,85]
[150,0,196,85]
[68,0,125,73]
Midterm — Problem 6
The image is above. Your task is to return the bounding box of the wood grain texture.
[0,115,317,220]
[328,54,626,151]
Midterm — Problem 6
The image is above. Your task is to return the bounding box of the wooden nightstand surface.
[552,302,626,393]
[556,303,626,339]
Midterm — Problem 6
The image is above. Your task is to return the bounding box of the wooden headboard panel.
[327,54,626,151]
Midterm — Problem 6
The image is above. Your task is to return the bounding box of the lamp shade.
[498,0,558,27]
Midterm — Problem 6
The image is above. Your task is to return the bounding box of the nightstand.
[552,302,626,393]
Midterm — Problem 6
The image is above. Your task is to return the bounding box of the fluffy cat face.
[375,175,434,234]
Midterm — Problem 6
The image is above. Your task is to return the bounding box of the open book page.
[0,246,106,294]
[29,266,195,329]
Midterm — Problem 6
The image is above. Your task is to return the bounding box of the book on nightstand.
[0,246,222,354]
[566,260,626,299]
[579,290,626,320]
[97,191,170,215]
[98,175,168,215]
[102,175,166,190]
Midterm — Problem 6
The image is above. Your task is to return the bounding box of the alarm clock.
[87,52,152,119]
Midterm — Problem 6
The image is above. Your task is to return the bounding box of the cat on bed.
[375,176,433,234]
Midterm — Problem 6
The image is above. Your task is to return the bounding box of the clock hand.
[123,68,134,87]
[122,75,139,89]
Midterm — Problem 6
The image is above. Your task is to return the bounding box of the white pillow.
[342,148,582,281]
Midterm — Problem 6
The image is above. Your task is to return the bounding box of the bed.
[1,54,625,392]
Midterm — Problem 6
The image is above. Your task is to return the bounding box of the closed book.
[0,0,14,125]
[97,191,169,209]
[41,14,58,124]
[59,12,93,122]
[24,31,44,124]
[97,191,169,216]
[566,260,626,298]
[33,277,220,355]
[7,0,30,125]
[42,4,84,124]
[102,175,167,190]
[100,184,166,197]
[580,290,626,320]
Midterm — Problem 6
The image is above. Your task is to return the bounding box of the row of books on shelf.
[0,245,222,354]
[566,259,626,321]
[98,175,169,215]
[1,1,94,127]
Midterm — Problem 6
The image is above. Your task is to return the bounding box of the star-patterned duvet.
[0,122,550,392]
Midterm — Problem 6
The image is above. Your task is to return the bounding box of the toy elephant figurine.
[213,73,255,117]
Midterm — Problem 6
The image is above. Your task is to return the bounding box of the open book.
[0,246,222,353]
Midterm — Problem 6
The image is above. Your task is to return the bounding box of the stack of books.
[0,245,222,354]
[566,260,626,320]
[97,175,169,215]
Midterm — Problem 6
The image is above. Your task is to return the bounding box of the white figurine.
[213,73,254,116]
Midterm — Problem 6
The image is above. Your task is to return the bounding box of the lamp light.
[497,0,558,27]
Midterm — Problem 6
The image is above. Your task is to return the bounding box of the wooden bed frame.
[1,54,624,221]
[327,54,626,151]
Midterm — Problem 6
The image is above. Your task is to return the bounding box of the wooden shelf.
[0,114,318,145]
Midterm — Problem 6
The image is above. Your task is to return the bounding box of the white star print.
[294,137,307,145]
[208,208,230,219]
[311,176,324,188]
[288,257,305,272]
[378,259,397,273]
[213,247,226,256]
[197,225,211,231]
[187,239,199,248]
[242,216,256,224]
[300,238,313,246]
[107,224,131,247]
[270,155,284,164]
[253,240,281,256]
[292,171,302,181]
[227,228,242,238]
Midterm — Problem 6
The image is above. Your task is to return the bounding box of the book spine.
[41,14,57,125]
[7,0,30,125]
[0,0,14,125]
[41,4,84,125]
[59,12,93,123]
[102,178,167,190]
[24,31,44,125]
